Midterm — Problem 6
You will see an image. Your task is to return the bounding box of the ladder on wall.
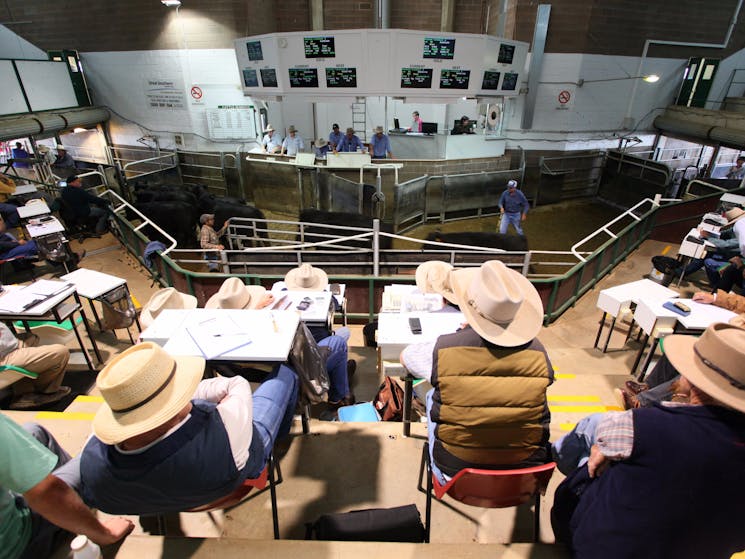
[352,99,367,141]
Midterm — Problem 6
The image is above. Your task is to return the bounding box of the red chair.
[159,453,282,539]
[418,444,556,543]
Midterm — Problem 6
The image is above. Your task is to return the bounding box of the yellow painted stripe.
[729,552,745,558]
[74,395,104,403]
[35,412,96,421]
[559,423,577,431]
[555,373,575,379]
[549,405,611,413]
[661,245,672,256]
[605,405,623,412]
[548,395,601,403]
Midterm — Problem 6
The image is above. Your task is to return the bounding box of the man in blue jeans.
[498,180,529,235]
[75,342,298,514]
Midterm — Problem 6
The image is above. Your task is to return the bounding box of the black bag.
[362,320,377,347]
[306,504,425,542]
[288,321,330,404]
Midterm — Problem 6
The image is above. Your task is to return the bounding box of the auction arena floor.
[6,227,737,559]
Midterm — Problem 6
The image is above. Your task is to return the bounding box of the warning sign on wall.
[556,89,571,110]
[144,78,186,110]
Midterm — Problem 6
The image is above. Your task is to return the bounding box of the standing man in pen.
[369,126,394,160]
[498,179,529,236]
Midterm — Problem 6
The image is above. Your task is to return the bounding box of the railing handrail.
[682,178,732,198]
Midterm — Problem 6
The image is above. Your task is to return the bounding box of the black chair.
[55,197,101,242]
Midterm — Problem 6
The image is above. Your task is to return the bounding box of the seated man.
[60,175,109,234]
[79,342,298,514]
[401,260,554,483]
[1,413,133,558]
[551,323,745,558]
[0,220,37,262]
[0,321,71,410]
[281,263,354,407]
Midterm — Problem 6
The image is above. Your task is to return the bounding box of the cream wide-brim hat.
[316,137,328,148]
[204,277,267,309]
[415,260,458,305]
[92,343,204,445]
[450,260,543,347]
[284,263,328,291]
[664,323,745,414]
[140,287,197,329]
[725,207,745,226]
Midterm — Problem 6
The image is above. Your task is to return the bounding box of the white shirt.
[282,134,305,156]
[734,218,745,257]
[262,133,283,153]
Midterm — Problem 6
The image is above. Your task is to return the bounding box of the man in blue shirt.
[328,123,343,150]
[335,128,366,153]
[369,126,394,159]
[498,180,529,235]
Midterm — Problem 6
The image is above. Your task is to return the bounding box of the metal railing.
[606,149,672,186]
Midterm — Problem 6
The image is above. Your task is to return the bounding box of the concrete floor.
[6,232,704,558]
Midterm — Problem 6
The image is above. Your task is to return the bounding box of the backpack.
[305,504,425,542]
[373,376,404,421]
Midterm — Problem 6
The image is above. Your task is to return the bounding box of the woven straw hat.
[92,343,204,444]
[140,287,197,328]
[204,277,267,309]
[415,261,458,305]
[450,260,543,347]
[284,263,328,291]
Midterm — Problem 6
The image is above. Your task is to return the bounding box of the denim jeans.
[2,240,37,260]
[551,413,604,476]
[426,389,449,485]
[499,212,523,235]
[243,364,299,478]
[89,206,108,233]
[318,334,350,401]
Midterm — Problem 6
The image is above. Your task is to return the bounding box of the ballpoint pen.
[271,312,278,333]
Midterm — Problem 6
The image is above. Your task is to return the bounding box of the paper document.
[26,279,72,297]
[185,315,252,360]
[0,290,47,313]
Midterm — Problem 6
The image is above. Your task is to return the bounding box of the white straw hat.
[284,263,328,291]
[415,261,458,304]
[92,343,204,444]
[140,287,197,328]
[450,260,543,347]
[204,277,267,309]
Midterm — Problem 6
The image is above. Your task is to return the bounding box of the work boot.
[9,386,71,410]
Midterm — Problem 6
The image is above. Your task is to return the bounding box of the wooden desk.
[632,297,736,379]
[594,279,678,352]
[377,311,465,436]
[61,268,141,341]
[0,283,102,370]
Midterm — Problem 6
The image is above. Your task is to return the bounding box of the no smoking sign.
[558,90,571,104]
[191,86,203,100]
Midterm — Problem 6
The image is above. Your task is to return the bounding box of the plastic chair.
[418,444,556,543]
[157,452,282,539]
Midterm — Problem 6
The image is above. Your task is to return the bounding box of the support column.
[311,0,323,30]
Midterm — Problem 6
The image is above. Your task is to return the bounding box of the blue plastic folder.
[337,402,381,422]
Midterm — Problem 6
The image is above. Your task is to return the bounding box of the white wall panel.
[0,60,29,115]
[15,60,78,111]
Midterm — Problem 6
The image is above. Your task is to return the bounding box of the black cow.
[214,202,267,246]
[298,209,393,249]
[424,231,529,252]
[134,200,199,248]
[135,189,197,206]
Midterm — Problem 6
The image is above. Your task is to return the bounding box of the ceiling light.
[161,0,181,6]
[643,74,660,83]
[73,127,87,133]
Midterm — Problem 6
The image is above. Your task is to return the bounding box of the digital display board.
[481,71,501,90]
[501,72,518,91]
[242,69,259,87]
[260,68,278,87]
[401,68,433,89]
[423,37,456,59]
[246,41,263,62]
[289,68,319,88]
[498,44,515,64]
[304,36,335,58]
[326,67,357,88]
[440,69,470,89]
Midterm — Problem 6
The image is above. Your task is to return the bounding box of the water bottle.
[70,535,101,559]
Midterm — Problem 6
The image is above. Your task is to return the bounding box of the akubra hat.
[450,260,543,347]
[725,207,745,226]
[664,323,745,413]
[415,261,458,305]
[316,137,328,148]
[92,343,204,445]
[204,277,267,309]
[285,263,328,291]
[140,287,197,328]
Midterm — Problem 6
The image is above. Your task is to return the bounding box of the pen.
[271,312,278,333]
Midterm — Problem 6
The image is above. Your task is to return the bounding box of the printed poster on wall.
[144,78,186,110]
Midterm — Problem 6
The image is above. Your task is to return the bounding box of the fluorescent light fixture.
[73,127,87,133]
[161,0,181,6]
[643,74,660,83]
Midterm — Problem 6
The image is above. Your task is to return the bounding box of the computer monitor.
[394,118,400,130]
[422,122,438,134]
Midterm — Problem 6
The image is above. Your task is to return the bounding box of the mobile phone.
[297,297,312,311]
[409,317,422,334]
